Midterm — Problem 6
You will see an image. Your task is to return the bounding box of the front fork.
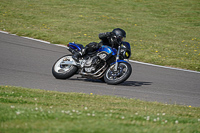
[114,45,121,71]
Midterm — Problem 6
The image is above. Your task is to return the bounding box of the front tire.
[52,55,78,79]
[104,62,132,85]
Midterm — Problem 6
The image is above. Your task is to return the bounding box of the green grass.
[0,86,200,133]
[0,0,200,71]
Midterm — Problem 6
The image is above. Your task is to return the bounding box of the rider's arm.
[99,32,113,40]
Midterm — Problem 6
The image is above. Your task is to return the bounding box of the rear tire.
[52,55,78,79]
[104,62,132,85]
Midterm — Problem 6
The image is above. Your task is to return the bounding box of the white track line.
[1,30,200,74]
[129,60,200,74]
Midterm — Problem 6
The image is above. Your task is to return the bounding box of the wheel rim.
[106,63,128,80]
[54,56,73,73]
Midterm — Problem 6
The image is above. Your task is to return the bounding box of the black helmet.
[112,28,126,41]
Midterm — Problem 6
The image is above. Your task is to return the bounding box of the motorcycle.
[52,41,132,85]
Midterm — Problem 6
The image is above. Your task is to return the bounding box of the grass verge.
[0,0,200,71]
[0,86,200,133]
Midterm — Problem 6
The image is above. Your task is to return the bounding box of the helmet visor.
[120,36,126,41]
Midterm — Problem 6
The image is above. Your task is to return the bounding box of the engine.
[83,56,101,73]
[83,52,109,73]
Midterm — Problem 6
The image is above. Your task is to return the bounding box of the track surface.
[0,32,200,107]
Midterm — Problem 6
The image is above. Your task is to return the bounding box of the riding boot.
[72,47,87,61]
[81,47,86,55]
[72,52,81,61]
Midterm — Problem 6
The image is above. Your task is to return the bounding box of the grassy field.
[0,0,199,71]
[0,86,200,133]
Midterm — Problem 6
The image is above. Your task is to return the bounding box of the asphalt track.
[0,32,200,107]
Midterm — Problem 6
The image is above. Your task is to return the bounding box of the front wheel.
[104,62,132,85]
[52,55,78,79]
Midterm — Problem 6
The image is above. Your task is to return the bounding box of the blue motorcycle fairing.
[122,42,131,50]
[98,45,117,55]
[68,42,117,56]
[110,60,128,66]
[68,42,83,51]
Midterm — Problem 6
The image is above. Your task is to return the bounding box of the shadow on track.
[69,77,152,87]
[119,81,152,87]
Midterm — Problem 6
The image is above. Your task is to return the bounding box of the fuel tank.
[97,45,117,55]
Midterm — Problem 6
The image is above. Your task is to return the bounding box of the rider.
[72,28,126,61]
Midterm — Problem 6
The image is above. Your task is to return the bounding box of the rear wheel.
[52,55,78,79]
[104,62,132,85]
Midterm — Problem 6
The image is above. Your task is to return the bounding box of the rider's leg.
[72,42,100,61]
[72,46,88,61]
